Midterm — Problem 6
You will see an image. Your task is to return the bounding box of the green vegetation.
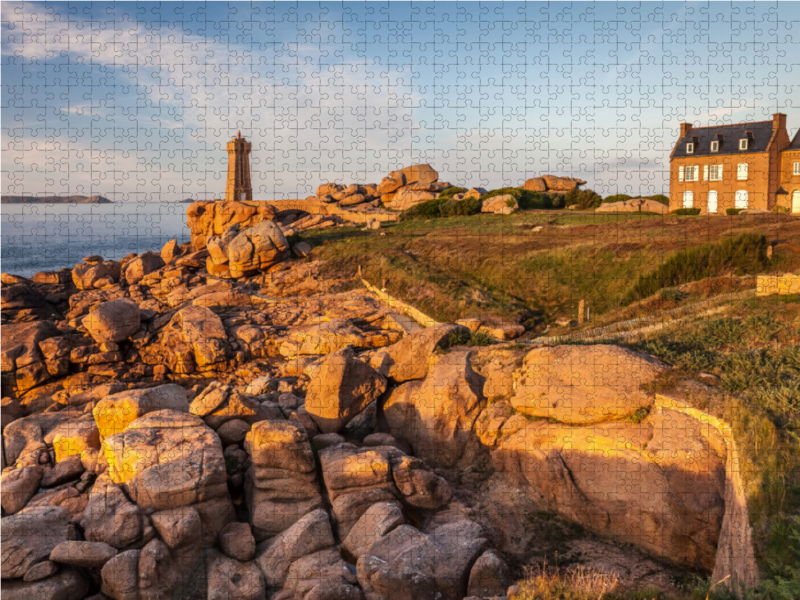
[481,187,565,210]
[400,195,481,221]
[564,187,603,209]
[675,207,701,215]
[624,233,769,304]
[634,296,800,598]
[443,328,497,348]
[602,194,633,203]
[436,186,467,200]
[727,208,745,216]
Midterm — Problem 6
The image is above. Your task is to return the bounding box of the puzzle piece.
[2,3,800,600]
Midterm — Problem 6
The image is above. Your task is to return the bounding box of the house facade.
[669,113,800,214]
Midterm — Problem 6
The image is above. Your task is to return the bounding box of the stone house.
[669,113,800,214]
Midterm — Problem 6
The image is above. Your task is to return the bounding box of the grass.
[624,234,770,304]
[632,295,800,598]
[300,213,800,331]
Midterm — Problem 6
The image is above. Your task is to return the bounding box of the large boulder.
[254,508,335,588]
[596,197,669,214]
[139,305,230,374]
[123,251,165,285]
[228,219,290,278]
[1,321,61,394]
[71,259,121,290]
[186,200,278,250]
[101,410,233,541]
[206,550,265,600]
[305,347,387,434]
[244,420,324,540]
[279,318,386,357]
[343,502,404,559]
[190,381,279,430]
[400,164,438,186]
[320,443,450,538]
[77,475,144,549]
[1,466,44,514]
[510,345,668,425]
[383,350,486,468]
[370,323,468,383]
[2,568,88,600]
[82,298,141,344]
[520,175,586,193]
[384,188,437,211]
[282,547,363,600]
[93,383,189,440]
[1,506,77,579]
[356,520,488,600]
[492,408,727,570]
[481,194,517,214]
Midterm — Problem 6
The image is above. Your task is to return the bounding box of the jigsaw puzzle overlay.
[2,3,800,600]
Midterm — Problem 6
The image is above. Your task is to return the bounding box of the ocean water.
[1,202,191,278]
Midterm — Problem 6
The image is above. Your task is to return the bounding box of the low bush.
[400,195,481,221]
[443,329,497,348]
[437,186,467,201]
[727,208,745,215]
[564,187,603,209]
[480,187,564,210]
[675,207,701,215]
[602,194,632,204]
[624,233,769,304]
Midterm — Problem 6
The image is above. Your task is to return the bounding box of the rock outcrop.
[596,197,670,214]
[520,174,587,193]
[187,200,278,250]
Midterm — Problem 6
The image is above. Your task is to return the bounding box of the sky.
[2,1,799,201]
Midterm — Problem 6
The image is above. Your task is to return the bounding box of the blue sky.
[2,1,799,201]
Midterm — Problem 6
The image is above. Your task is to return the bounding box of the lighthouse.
[225,130,253,202]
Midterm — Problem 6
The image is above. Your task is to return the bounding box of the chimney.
[679,122,692,139]
[773,113,786,130]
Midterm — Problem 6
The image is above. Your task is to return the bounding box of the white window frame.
[684,166,698,182]
[739,138,749,150]
[686,142,694,154]
[708,190,718,213]
[735,190,749,209]
[793,161,800,176]
[709,165,723,181]
[683,191,694,208]
[711,140,719,152]
[737,163,748,181]
[792,190,800,214]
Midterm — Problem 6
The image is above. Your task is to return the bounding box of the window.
[739,138,749,150]
[711,141,719,152]
[708,191,718,213]
[794,162,800,176]
[686,142,694,154]
[709,165,723,181]
[683,166,698,181]
[735,190,748,209]
[737,163,748,180]
[792,190,800,214]
[683,191,694,208]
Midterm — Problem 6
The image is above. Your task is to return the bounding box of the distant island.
[1,194,112,204]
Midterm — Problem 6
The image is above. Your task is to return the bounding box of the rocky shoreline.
[1,183,740,600]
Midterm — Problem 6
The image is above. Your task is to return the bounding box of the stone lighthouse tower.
[225,131,253,201]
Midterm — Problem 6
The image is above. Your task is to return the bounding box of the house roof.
[785,129,800,150]
[672,120,775,159]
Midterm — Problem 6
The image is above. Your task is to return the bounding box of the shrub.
[624,233,769,303]
[602,194,632,204]
[675,207,701,215]
[437,186,467,201]
[443,329,497,348]
[564,188,603,209]
[727,208,744,215]
[481,187,521,201]
[400,195,481,221]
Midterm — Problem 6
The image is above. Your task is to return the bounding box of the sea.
[1,202,192,278]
